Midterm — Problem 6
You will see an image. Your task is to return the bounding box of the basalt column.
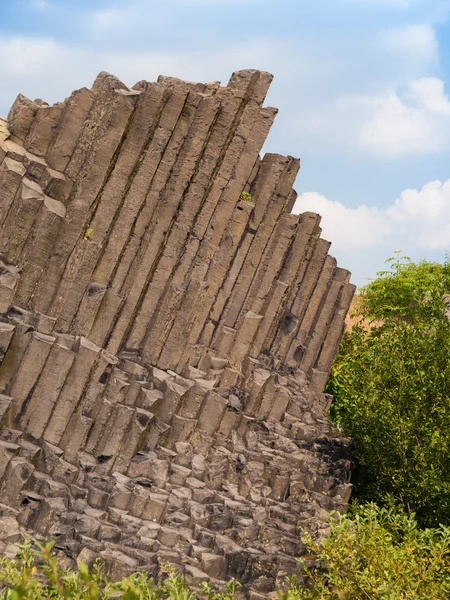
[0,71,355,596]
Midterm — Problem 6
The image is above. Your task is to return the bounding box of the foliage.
[327,253,450,527]
[1,513,449,600]
[239,191,254,204]
[281,504,450,600]
[83,227,93,241]
[0,540,241,600]
[355,251,450,323]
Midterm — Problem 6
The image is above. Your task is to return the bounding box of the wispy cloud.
[31,0,48,9]
[379,24,438,69]
[0,34,283,114]
[359,78,450,155]
[86,0,264,37]
[293,178,450,284]
[293,71,450,157]
[294,179,450,252]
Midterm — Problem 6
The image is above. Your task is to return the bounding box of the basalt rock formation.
[0,70,355,597]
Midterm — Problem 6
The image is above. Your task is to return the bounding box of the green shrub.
[283,504,450,600]
[2,511,449,600]
[0,540,240,600]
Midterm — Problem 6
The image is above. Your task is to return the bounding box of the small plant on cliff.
[328,254,450,527]
[239,191,254,204]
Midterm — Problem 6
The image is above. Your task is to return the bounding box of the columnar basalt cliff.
[0,70,355,596]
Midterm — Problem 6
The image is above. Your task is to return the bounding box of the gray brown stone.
[0,69,355,596]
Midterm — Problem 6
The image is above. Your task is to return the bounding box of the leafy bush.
[283,504,450,600]
[0,540,241,600]
[327,254,450,527]
[2,509,449,600]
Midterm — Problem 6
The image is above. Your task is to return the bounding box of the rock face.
[0,70,355,595]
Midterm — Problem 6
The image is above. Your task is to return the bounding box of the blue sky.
[1,0,450,285]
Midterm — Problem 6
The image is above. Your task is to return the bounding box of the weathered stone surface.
[0,70,355,596]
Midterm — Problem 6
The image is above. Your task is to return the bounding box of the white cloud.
[405,77,450,115]
[0,37,58,78]
[295,193,392,250]
[289,21,446,158]
[359,77,450,154]
[295,75,450,157]
[87,0,262,36]
[379,24,438,68]
[294,179,450,252]
[89,9,126,34]
[0,34,284,118]
[386,180,450,248]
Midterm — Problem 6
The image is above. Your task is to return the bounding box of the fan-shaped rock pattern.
[0,70,355,596]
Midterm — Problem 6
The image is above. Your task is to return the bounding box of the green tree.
[327,254,450,527]
[355,251,450,323]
